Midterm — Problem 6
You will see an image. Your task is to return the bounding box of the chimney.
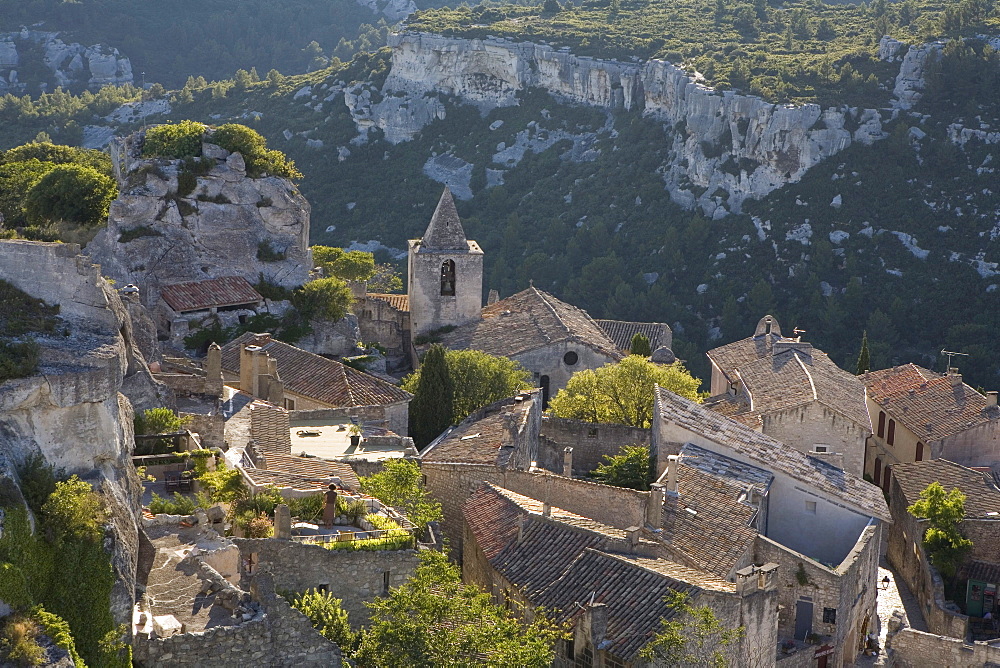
[988,392,998,408]
[563,447,574,478]
[948,368,963,387]
[240,344,260,392]
[646,483,665,529]
[517,516,527,544]
[542,475,552,517]
[626,526,640,551]
[487,289,499,305]
[588,603,608,646]
[665,455,679,495]
[205,342,223,397]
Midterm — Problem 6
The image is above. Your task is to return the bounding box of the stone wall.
[232,538,419,625]
[133,573,341,667]
[539,416,650,476]
[512,340,618,397]
[356,296,410,356]
[289,402,410,438]
[888,627,1000,667]
[760,403,868,477]
[887,477,969,638]
[407,240,483,337]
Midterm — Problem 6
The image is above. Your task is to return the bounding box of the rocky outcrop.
[87,132,312,309]
[360,32,887,214]
[354,0,416,22]
[879,35,943,110]
[0,29,132,93]
[0,239,164,625]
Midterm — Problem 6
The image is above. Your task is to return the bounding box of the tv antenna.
[941,349,970,370]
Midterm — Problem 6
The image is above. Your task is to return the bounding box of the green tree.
[311,246,377,282]
[403,349,531,425]
[639,590,745,667]
[407,344,454,447]
[549,356,703,428]
[287,589,357,651]
[856,330,871,375]
[134,407,189,435]
[292,278,353,322]
[368,263,404,294]
[40,476,106,544]
[359,459,442,539]
[629,332,652,357]
[142,120,205,158]
[355,551,564,667]
[211,123,301,179]
[908,482,973,580]
[591,444,651,490]
[23,164,116,227]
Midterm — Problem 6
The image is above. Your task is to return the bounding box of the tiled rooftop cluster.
[161,275,262,313]
[892,458,1000,519]
[678,442,774,494]
[243,452,361,492]
[420,391,537,466]
[221,333,412,408]
[434,286,622,359]
[593,319,671,354]
[863,364,999,440]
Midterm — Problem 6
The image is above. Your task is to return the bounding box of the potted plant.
[348,424,363,447]
[806,632,821,645]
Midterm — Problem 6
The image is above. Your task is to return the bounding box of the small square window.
[806,501,817,514]
[383,570,391,593]
[823,607,837,624]
[317,583,328,593]
[587,428,598,438]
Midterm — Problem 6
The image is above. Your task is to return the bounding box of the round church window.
[563,351,579,366]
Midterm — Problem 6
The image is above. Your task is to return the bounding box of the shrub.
[291,278,352,322]
[232,487,283,519]
[16,452,62,516]
[197,464,247,502]
[253,274,294,301]
[142,121,205,159]
[242,513,273,538]
[257,241,287,262]
[148,492,198,515]
[175,171,197,197]
[23,164,116,228]
[32,607,82,668]
[40,476,106,544]
[134,407,189,436]
[0,340,41,384]
[286,589,357,650]
[287,494,323,522]
[0,614,44,667]
[211,124,301,179]
[196,192,231,204]
[118,225,162,243]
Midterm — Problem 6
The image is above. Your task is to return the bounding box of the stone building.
[462,483,779,668]
[158,275,264,346]
[219,332,412,434]
[861,364,1000,491]
[704,315,871,476]
[652,386,889,667]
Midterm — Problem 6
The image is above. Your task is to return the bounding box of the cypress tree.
[410,344,454,448]
[856,330,871,375]
[629,332,652,357]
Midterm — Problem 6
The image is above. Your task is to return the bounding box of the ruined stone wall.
[422,462,504,559]
[888,628,1000,667]
[356,297,409,354]
[539,416,650,476]
[133,573,341,667]
[232,538,419,625]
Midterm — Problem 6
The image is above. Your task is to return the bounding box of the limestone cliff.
[351,32,889,215]
[0,240,163,625]
[87,132,312,308]
[0,29,132,93]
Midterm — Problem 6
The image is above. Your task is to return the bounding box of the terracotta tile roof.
[959,560,1000,584]
[654,386,891,522]
[161,276,262,313]
[365,293,409,312]
[593,320,672,354]
[244,452,360,492]
[463,484,734,661]
[420,391,538,465]
[221,333,412,408]
[658,464,760,578]
[892,459,1000,519]
[418,187,468,250]
[249,401,291,454]
[434,286,622,360]
[863,364,999,441]
[709,334,870,428]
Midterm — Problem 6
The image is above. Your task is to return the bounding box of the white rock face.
[884,37,943,110]
[0,31,133,92]
[0,239,163,625]
[87,132,313,308]
[369,32,889,213]
[355,0,416,21]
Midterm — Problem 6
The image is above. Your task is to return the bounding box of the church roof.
[594,319,672,354]
[419,188,468,250]
[433,286,622,359]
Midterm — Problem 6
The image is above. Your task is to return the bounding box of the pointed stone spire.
[421,187,468,250]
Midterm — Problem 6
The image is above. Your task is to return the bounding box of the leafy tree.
[590,444,651,490]
[134,407,189,435]
[856,330,871,375]
[40,476,106,544]
[23,164,116,227]
[402,349,531,426]
[354,551,564,667]
[407,344,454,447]
[359,459,442,539]
[549,355,703,428]
[639,590,744,667]
[291,277,353,322]
[908,482,973,579]
[368,263,404,294]
[629,332,652,357]
[287,589,357,651]
[2,142,110,175]
[197,464,248,503]
[142,120,206,159]
[311,246,377,281]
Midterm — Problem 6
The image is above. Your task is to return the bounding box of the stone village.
[3,125,1000,668]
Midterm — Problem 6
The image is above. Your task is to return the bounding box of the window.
[882,465,892,494]
[563,639,575,660]
[563,350,579,366]
[284,398,296,410]
[916,442,924,462]
[383,570,390,594]
[587,427,598,438]
[887,419,896,446]
[440,260,456,296]
[574,645,593,668]
[877,411,886,438]
[806,501,817,514]
[823,607,837,624]
[814,445,828,453]
[540,375,550,409]
[874,457,882,487]
[317,583,329,593]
